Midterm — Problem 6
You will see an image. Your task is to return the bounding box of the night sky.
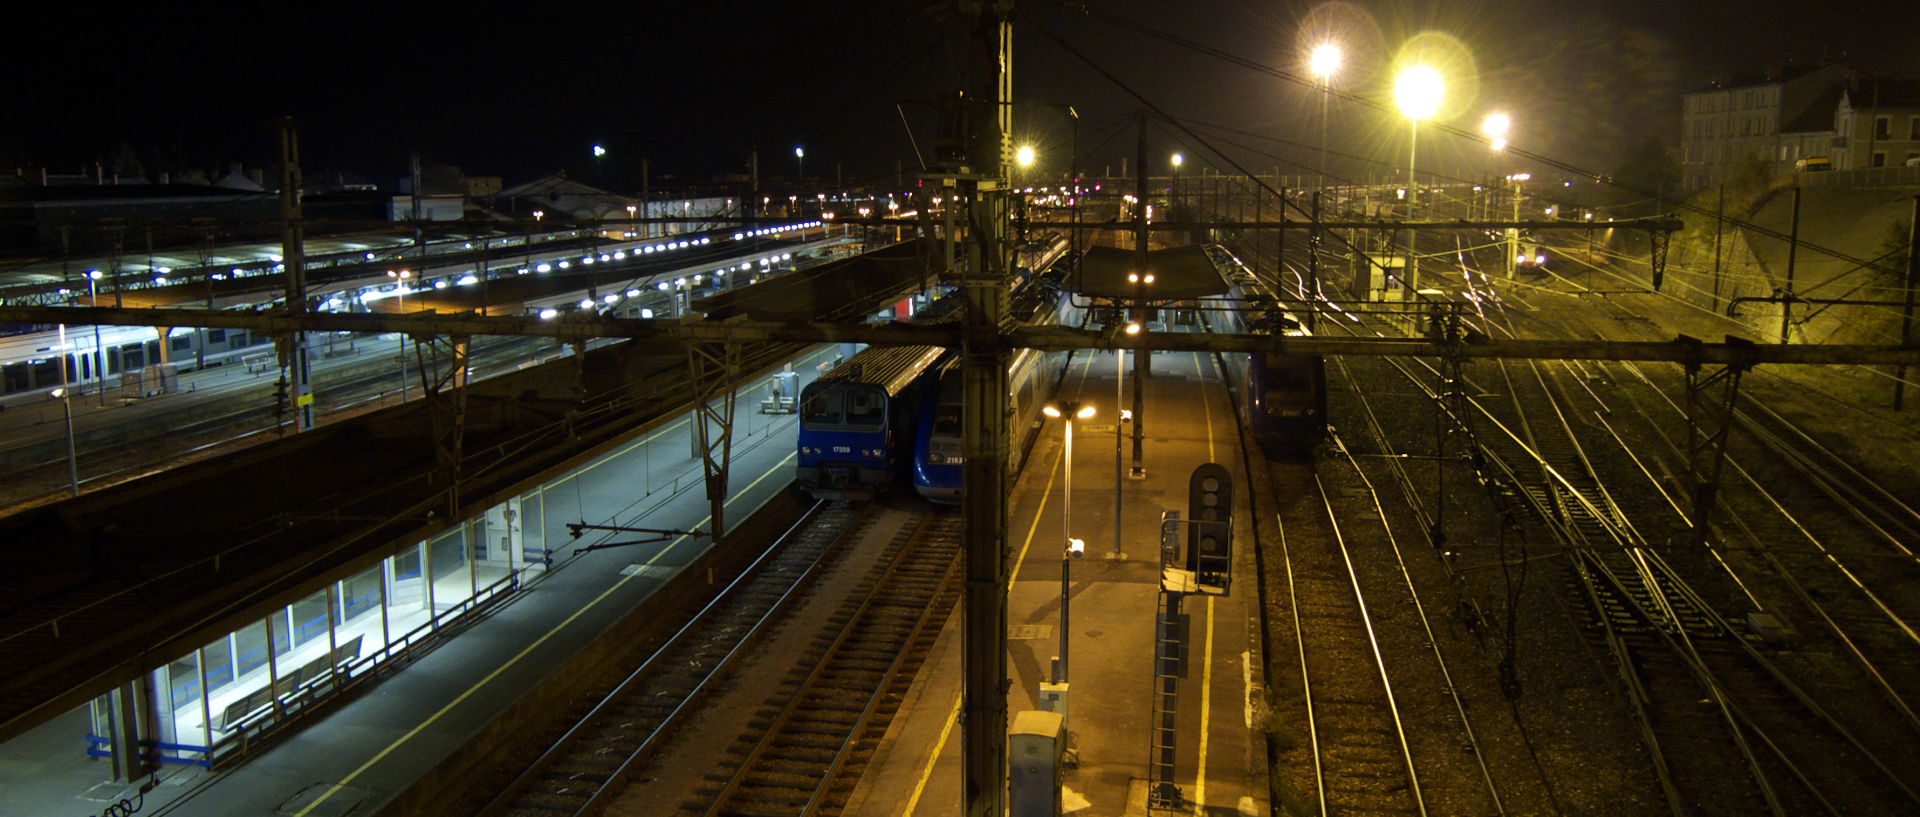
[7,1,1914,192]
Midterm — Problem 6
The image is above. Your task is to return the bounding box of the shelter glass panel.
[429,527,473,612]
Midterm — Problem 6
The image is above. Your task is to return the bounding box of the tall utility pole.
[410,151,425,257]
[1781,186,1802,344]
[958,5,1013,817]
[1131,111,1148,477]
[277,117,316,432]
[1895,196,1919,409]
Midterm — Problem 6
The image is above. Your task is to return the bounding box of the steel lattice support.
[1650,229,1672,291]
[685,339,741,542]
[415,335,472,517]
[1683,359,1747,558]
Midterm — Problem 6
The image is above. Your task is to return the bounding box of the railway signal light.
[1187,463,1233,593]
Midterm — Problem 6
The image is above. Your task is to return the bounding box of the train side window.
[121,344,146,370]
[3,362,27,392]
[30,358,57,387]
[846,388,885,428]
[170,336,192,352]
[801,390,842,426]
[208,329,227,344]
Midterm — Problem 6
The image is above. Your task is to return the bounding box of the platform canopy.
[1070,244,1227,300]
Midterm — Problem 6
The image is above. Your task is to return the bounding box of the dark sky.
[7,1,1914,192]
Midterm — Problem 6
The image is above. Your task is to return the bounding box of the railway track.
[1267,459,1428,817]
[479,501,865,817]
[1458,300,1920,814]
[679,511,962,817]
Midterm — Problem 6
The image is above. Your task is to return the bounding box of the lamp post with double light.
[1394,65,1444,293]
[1113,321,1140,558]
[388,269,412,401]
[1043,400,1094,689]
[1309,43,1342,188]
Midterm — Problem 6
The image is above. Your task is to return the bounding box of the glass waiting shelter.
[87,493,548,769]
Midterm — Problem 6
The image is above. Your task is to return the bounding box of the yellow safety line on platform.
[294,452,797,817]
[1192,351,1217,814]
[905,421,1064,817]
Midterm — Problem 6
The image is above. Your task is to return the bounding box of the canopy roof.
[1070,244,1226,300]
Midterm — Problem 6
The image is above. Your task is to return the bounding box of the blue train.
[1199,245,1328,454]
[799,277,1079,503]
[796,343,952,500]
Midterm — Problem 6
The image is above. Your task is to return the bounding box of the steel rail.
[478,499,853,816]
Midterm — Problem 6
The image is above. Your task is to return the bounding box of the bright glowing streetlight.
[1482,112,1511,152]
[794,145,805,181]
[1394,64,1445,291]
[1016,144,1037,168]
[1309,43,1343,79]
[1041,400,1096,693]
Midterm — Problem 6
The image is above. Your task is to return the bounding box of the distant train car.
[0,323,276,409]
[796,344,950,501]
[1199,245,1327,454]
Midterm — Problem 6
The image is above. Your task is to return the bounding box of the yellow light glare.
[1481,112,1510,139]
[1075,404,1096,419]
[1309,43,1342,79]
[1394,65,1444,121]
[1124,322,1142,335]
[1016,144,1036,168]
[1043,405,1062,418]
[1171,152,1184,168]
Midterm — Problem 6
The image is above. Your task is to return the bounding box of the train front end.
[796,381,894,501]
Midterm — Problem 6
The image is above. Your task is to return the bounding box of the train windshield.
[845,387,886,429]
[801,389,842,426]
[931,403,962,438]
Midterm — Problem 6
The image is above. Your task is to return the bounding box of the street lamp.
[1170,152,1184,208]
[1481,112,1510,153]
[1479,113,1511,223]
[794,145,805,182]
[387,269,413,402]
[626,203,638,239]
[1309,42,1342,187]
[1041,400,1095,690]
[1394,64,1444,292]
[85,270,105,406]
[1505,172,1530,278]
[1114,321,1140,558]
[51,387,78,496]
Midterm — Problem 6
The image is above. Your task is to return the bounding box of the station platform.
[0,345,830,817]
[844,346,1270,817]
[0,331,1267,817]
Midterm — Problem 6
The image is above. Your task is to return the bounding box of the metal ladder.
[1148,587,1186,810]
